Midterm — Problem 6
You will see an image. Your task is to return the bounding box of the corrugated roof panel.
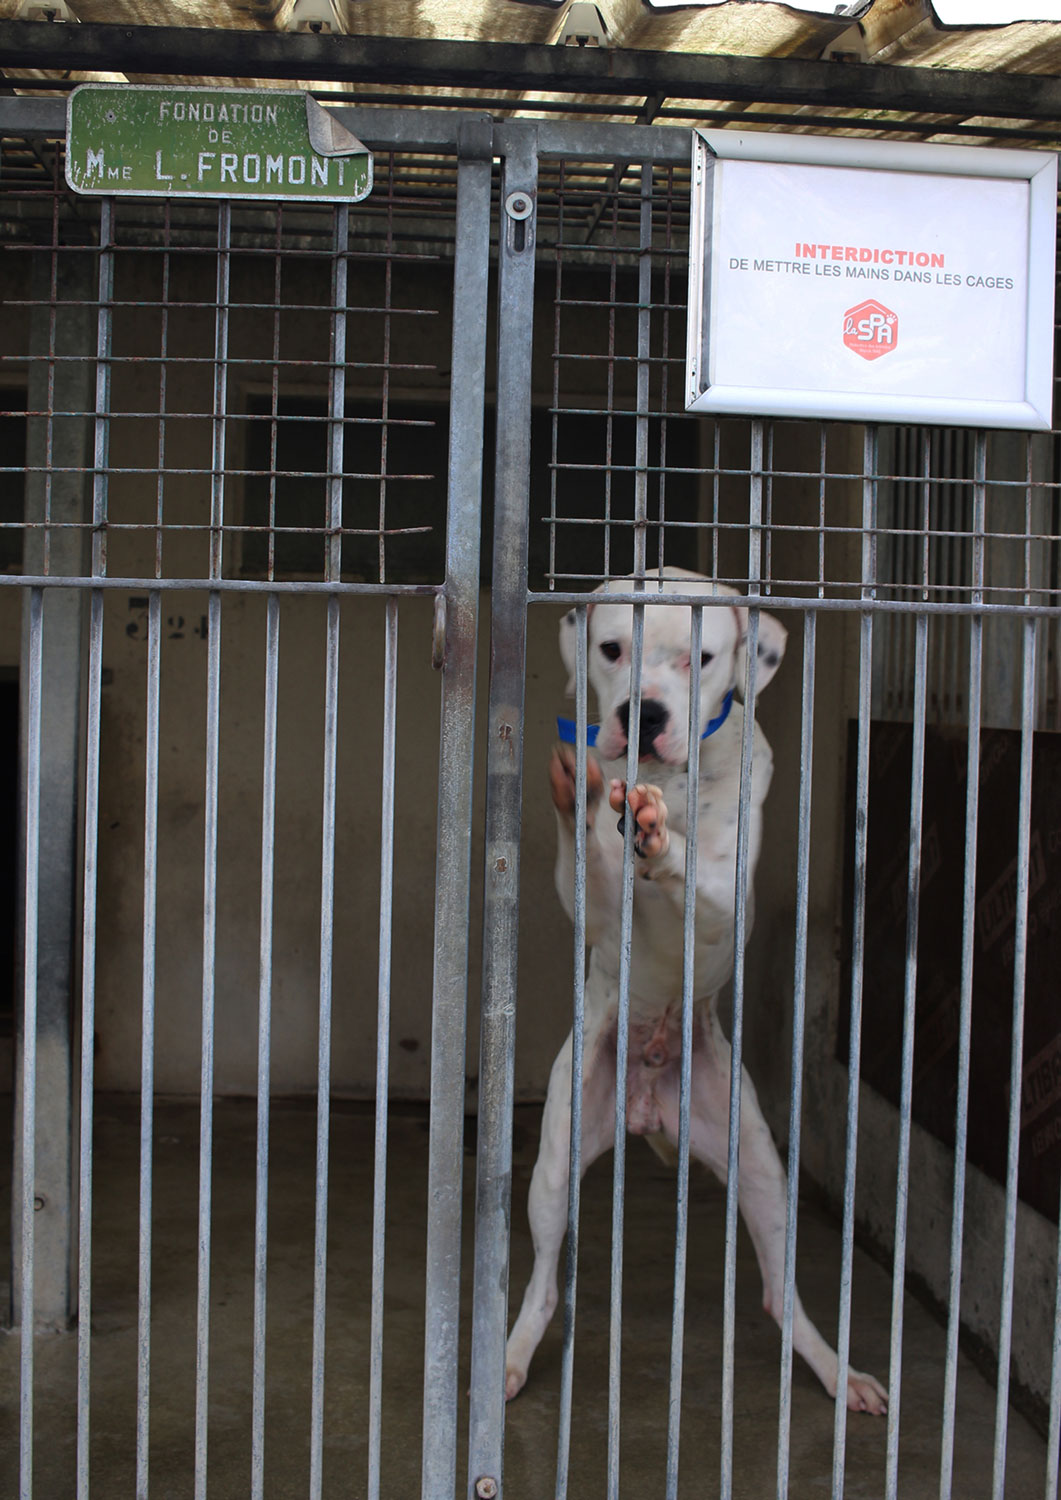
[2,0,1061,122]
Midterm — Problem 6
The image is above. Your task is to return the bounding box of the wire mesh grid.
[0,134,459,590]
[537,158,1061,617]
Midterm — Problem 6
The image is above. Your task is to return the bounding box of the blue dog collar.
[557,687,735,747]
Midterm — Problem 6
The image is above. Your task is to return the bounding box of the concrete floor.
[0,1097,1049,1498]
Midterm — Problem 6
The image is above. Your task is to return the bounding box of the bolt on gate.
[1,99,1060,1500]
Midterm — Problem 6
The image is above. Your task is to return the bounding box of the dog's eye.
[600,641,621,662]
[701,650,714,667]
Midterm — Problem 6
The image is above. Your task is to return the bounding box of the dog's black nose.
[617,698,669,750]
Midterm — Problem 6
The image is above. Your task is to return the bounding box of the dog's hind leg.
[659,1008,888,1415]
[505,1026,616,1400]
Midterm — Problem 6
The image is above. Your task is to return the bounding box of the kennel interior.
[0,75,1060,1500]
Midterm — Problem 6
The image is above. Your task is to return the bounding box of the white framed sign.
[686,131,1057,430]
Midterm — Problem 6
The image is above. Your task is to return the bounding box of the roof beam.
[1,18,1060,122]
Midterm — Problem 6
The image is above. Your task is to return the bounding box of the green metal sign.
[66,85,372,203]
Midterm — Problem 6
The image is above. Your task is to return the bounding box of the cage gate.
[469,124,1061,1500]
[1,102,1059,1500]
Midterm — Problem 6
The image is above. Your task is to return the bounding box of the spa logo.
[843,300,898,361]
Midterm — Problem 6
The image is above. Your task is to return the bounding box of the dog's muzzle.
[618,697,669,757]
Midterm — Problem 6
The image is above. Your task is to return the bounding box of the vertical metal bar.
[467,124,537,1500]
[194,199,230,1500]
[992,614,1037,1500]
[251,593,280,1500]
[885,610,929,1500]
[776,609,817,1500]
[194,587,222,1500]
[367,597,398,1500]
[604,157,654,1500]
[92,200,114,580]
[154,207,171,579]
[19,586,44,1500]
[555,606,589,1500]
[608,598,644,1500]
[310,592,341,1500]
[422,115,492,1500]
[327,207,349,584]
[832,426,879,1498]
[721,421,765,1500]
[633,161,652,575]
[136,590,162,1500]
[76,586,104,1500]
[76,196,113,1499]
[664,604,704,1500]
[16,211,96,1348]
[377,212,393,585]
[309,210,349,1491]
[939,433,985,1500]
[547,163,567,593]
[209,201,230,583]
[1046,1199,1061,1500]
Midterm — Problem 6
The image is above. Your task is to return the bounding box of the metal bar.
[5,21,1061,121]
[18,586,44,1500]
[92,199,113,580]
[376,172,396,584]
[421,114,492,1500]
[327,207,349,585]
[14,216,95,1347]
[251,593,280,1500]
[555,606,589,1500]
[310,592,341,1500]
[367,596,398,1500]
[605,165,654,1500]
[992,613,1038,1500]
[1047,1198,1061,1500]
[0,575,442,597]
[210,202,231,582]
[939,433,986,1500]
[194,586,222,1500]
[466,125,537,1500]
[634,161,652,578]
[832,427,879,1498]
[75,191,112,1496]
[76,586,104,1500]
[2,572,1060,617]
[194,201,230,1500]
[885,609,929,1500]
[136,591,162,1500]
[609,598,644,1500]
[664,604,704,1500]
[153,207,171,580]
[776,609,817,1500]
[528,589,1061,619]
[721,421,765,1500]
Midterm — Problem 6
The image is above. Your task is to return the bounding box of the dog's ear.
[558,601,597,694]
[735,608,787,697]
[559,609,578,695]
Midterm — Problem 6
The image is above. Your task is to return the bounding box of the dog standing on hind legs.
[504,569,888,1415]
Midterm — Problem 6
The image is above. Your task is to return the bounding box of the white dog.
[505,569,888,1415]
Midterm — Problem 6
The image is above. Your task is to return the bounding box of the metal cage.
[1,92,1059,1500]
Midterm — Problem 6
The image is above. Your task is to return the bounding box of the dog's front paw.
[845,1368,888,1415]
[610,780,669,860]
[504,1364,528,1402]
[549,743,604,829]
